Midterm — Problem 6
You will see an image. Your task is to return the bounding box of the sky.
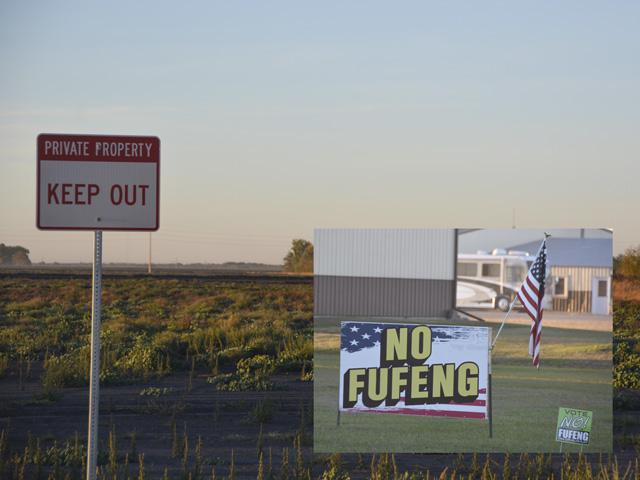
[1,2,638,264]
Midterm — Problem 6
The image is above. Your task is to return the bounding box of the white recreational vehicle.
[456,250,551,311]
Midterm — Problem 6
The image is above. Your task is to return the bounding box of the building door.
[591,277,610,315]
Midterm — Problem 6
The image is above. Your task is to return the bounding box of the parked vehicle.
[456,249,550,311]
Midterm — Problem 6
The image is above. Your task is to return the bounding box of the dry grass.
[613,278,640,303]
[314,332,339,351]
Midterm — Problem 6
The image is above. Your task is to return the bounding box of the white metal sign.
[37,133,160,231]
[339,322,490,419]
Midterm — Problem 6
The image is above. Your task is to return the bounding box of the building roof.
[457,228,612,255]
[507,238,612,268]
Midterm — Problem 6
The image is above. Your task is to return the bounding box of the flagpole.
[488,233,550,440]
[491,300,516,349]
[491,233,550,349]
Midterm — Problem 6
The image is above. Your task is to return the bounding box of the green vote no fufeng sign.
[556,407,593,445]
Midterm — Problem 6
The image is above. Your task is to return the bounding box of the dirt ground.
[1,363,637,478]
[0,365,313,478]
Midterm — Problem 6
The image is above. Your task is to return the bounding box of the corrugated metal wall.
[314,229,456,318]
[552,292,593,313]
[551,266,612,313]
[315,229,455,279]
[551,266,612,292]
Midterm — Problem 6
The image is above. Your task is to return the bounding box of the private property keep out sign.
[37,134,160,230]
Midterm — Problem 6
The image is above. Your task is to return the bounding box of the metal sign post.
[488,332,493,439]
[87,230,103,480]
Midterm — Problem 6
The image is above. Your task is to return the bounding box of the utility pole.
[512,208,516,229]
[148,232,152,274]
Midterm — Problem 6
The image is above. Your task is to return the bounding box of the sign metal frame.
[36,133,160,231]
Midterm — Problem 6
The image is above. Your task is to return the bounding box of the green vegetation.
[613,248,640,396]
[207,354,276,391]
[0,427,638,479]
[0,353,8,378]
[283,239,313,273]
[615,245,640,280]
[0,271,639,478]
[614,301,640,389]
[138,386,173,397]
[613,247,640,410]
[0,277,313,390]
[0,243,31,266]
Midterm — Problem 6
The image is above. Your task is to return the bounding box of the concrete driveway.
[456,308,612,332]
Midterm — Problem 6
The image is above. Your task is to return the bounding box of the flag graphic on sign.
[515,239,548,368]
[339,322,490,419]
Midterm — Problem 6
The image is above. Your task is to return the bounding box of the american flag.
[516,239,548,368]
[341,323,456,353]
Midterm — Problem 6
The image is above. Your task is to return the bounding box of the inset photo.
[314,228,613,453]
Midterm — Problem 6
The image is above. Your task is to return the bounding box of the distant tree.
[0,244,31,266]
[615,245,640,279]
[283,239,313,273]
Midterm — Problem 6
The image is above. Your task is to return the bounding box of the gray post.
[488,331,493,439]
[488,371,493,438]
[87,230,103,480]
[148,232,152,275]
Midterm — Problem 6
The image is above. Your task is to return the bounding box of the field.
[0,275,314,479]
[314,318,613,453]
[0,273,638,479]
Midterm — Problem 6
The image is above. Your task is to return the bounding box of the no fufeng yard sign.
[556,407,592,446]
[37,134,160,230]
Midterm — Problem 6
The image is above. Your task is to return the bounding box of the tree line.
[0,244,31,266]
[283,239,313,273]
[614,246,640,279]
[282,239,640,277]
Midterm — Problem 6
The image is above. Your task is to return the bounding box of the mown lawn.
[314,317,612,453]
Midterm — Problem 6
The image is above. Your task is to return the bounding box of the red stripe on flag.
[397,388,487,401]
[456,400,486,406]
[526,277,540,297]
[365,409,487,419]
[520,285,537,311]
[518,292,537,321]
[398,398,486,407]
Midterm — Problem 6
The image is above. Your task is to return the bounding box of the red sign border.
[36,133,160,231]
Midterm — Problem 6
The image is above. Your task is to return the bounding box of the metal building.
[314,229,457,318]
[508,237,612,314]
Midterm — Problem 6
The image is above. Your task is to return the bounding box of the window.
[457,262,477,277]
[554,276,568,297]
[506,265,526,284]
[598,280,608,297]
[481,263,500,278]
